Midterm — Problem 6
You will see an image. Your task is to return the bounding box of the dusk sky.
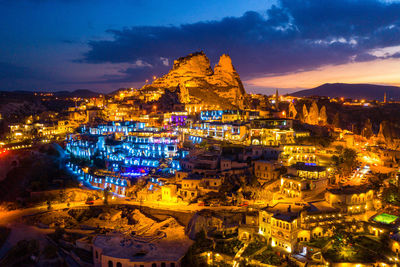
[1,0,400,94]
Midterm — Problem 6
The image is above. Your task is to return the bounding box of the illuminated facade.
[253,160,280,183]
[65,121,187,196]
[259,206,300,253]
[249,119,295,146]
[325,186,375,214]
[280,145,317,166]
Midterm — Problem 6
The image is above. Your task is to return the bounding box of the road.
[340,164,371,186]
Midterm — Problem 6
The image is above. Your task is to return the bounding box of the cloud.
[79,0,400,85]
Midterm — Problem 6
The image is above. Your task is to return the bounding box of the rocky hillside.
[142,52,246,108]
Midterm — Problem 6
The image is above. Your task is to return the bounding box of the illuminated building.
[325,185,375,214]
[163,112,188,128]
[259,203,301,253]
[180,152,219,174]
[180,175,202,201]
[161,184,178,202]
[65,121,187,196]
[178,173,223,202]
[183,121,247,142]
[8,120,77,141]
[93,232,192,267]
[368,213,400,238]
[184,103,221,114]
[253,160,280,183]
[280,145,317,166]
[279,170,329,199]
[249,119,295,146]
[199,109,260,122]
[300,201,342,239]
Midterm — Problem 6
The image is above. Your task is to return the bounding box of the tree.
[332,148,358,176]
[341,148,358,175]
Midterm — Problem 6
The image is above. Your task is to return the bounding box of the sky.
[1,0,400,95]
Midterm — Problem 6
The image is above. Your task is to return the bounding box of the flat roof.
[373,213,399,225]
[291,163,326,172]
[94,231,192,262]
[307,201,339,213]
[327,185,373,195]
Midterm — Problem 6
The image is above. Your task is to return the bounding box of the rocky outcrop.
[378,121,399,148]
[142,52,246,108]
[186,211,223,239]
[308,101,319,125]
[288,102,297,119]
[362,118,374,139]
[302,104,308,123]
[333,112,340,128]
[319,105,328,125]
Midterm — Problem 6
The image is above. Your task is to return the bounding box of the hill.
[53,89,100,98]
[141,51,246,108]
[291,83,400,101]
[0,89,100,98]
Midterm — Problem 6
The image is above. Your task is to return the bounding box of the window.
[117,263,122,267]
[95,251,98,259]
[161,263,166,267]
[171,263,175,267]
[152,264,157,267]
[108,261,113,267]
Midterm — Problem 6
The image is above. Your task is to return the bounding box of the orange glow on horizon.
[246,58,400,91]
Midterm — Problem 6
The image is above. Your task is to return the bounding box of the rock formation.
[302,104,309,123]
[308,101,319,125]
[319,105,328,125]
[378,121,398,148]
[333,112,340,128]
[141,52,246,108]
[362,118,374,139]
[288,102,297,119]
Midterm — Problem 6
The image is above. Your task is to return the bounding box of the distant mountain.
[0,89,100,98]
[291,83,400,101]
[53,89,100,98]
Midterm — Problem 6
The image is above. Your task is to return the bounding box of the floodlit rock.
[319,105,328,125]
[142,52,246,108]
[209,54,245,98]
[378,120,397,148]
[302,104,309,123]
[309,101,319,125]
[288,101,297,119]
[333,112,340,128]
[362,118,374,139]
